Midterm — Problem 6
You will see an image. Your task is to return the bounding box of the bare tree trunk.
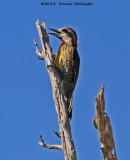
[93,84,118,160]
[34,20,77,160]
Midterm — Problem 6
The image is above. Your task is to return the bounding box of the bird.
[48,27,80,120]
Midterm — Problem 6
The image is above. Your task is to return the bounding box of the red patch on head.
[68,28,77,48]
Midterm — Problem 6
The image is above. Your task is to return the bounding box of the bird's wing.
[72,48,80,85]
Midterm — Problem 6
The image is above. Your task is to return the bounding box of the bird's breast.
[55,44,72,71]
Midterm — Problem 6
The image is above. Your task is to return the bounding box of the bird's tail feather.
[67,96,73,120]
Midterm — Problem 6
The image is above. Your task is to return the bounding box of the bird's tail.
[67,96,73,120]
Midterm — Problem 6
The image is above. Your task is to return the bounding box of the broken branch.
[38,135,62,150]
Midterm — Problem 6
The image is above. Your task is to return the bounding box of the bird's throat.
[60,40,66,47]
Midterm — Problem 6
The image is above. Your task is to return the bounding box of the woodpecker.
[48,27,80,120]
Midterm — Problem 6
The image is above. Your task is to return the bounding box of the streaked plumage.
[49,27,80,120]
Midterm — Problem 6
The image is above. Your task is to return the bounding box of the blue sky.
[0,0,130,159]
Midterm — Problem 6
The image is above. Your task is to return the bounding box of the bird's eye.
[62,29,68,33]
[62,29,73,38]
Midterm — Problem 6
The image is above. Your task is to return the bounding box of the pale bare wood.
[34,20,77,160]
[38,142,62,150]
[38,135,62,150]
[93,84,118,160]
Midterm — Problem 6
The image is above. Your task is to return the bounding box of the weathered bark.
[93,84,118,160]
[34,20,77,160]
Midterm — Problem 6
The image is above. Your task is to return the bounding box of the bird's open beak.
[48,28,62,40]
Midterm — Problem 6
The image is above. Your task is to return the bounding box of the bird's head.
[48,27,77,48]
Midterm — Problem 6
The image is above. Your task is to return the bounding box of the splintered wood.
[93,84,117,160]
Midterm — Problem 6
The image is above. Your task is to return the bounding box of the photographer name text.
[41,2,93,6]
